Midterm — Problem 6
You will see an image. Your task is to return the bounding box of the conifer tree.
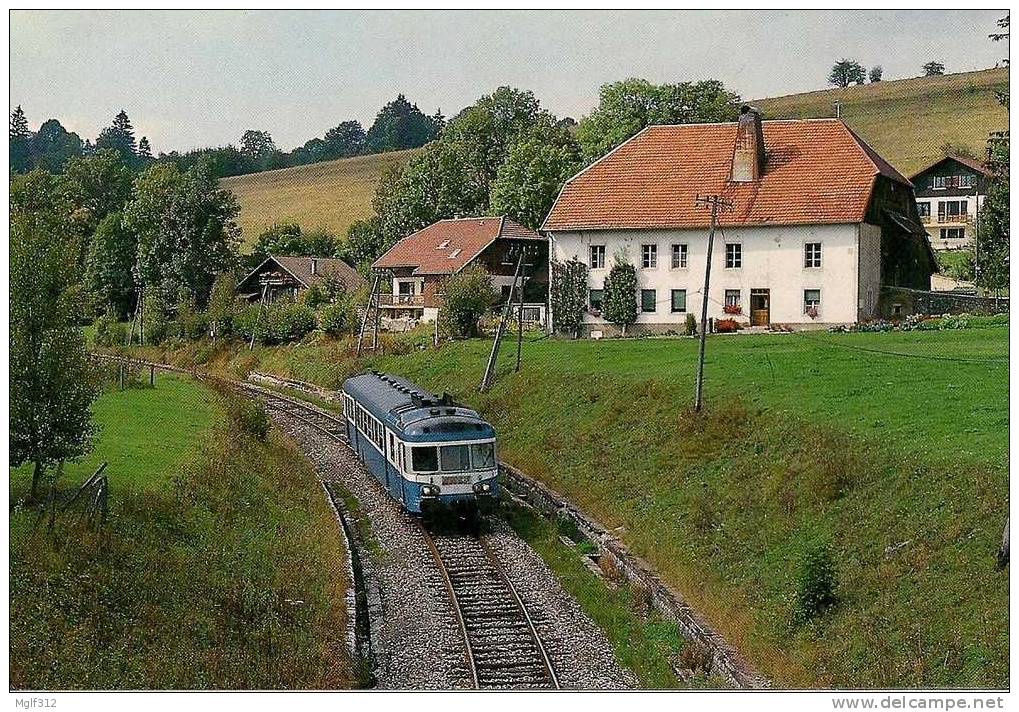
[10,105,32,173]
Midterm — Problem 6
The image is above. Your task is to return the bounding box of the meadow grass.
[113,324,1009,687]
[9,380,355,689]
[755,68,1008,176]
[220,149,418,248]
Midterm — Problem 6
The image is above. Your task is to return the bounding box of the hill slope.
[755,68,1008,176]
[221,148,418,248]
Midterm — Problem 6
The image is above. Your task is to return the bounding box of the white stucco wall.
[549,223,866,326]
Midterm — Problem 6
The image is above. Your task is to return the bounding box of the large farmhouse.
[542,107,936,333]
[373,216,548,324]
[911,154,991,252]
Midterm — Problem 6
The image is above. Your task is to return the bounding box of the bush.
[93,312,128,347]
[256,301,317,345]
[439,264,497,339]
[685,313,697,336]
[225,397,270,441]
[233,303,262,340]
[175,309,209,341]
[715,318,739,333]
[795,545,838,623]
[319,301,355,337]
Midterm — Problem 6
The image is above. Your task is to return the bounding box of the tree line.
[827,58,949,88]
[9,93,444,179]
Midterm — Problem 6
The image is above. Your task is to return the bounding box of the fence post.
[150,365,155,387]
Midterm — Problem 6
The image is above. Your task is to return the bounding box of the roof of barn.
[372,216,542,276]
[238,255,364,293]
[542,119,911,232]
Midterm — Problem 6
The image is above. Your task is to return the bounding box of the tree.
[124,162,240,309]
[137,136,153,160]
[576,78,740,161]
[828,59,867,88]
[439,264,497,338]
[549,257,589,338]
[491,132,581,229]
[601,258,638,336]
[323,120,366,158]
[922,61,946,77]
[10,214,98,502]
[365,94,442,153]
[60,149,134,248]
[249,222,339,266]
[31,119,83,173]
[84,211,137,319]
[206,271,239,337]
[977,136,1009,294]
[95,109,138,164]
[869,66,883,83]
[339,217,388,276]
[240,129,279,164]
[10,105,32,173]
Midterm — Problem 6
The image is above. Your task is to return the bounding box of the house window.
[590,245,606,269]
[724,289,741,307]
[804,242,822,268]
[725,243,742,269]
[641,289,657,312]
[448,248,462,259]
[398,281,416,295]
[940,227,965,240]
[437,240,450,249]
[932,175,946,190]
[671,244,688,268]
[959,174,974,188]
[938,200,967,220]
[917,201,931,218]
[641,244,657,269]
[804,289,821,313]
[671,289,687,313]
[501,285,512,300]
[589,289,604,312]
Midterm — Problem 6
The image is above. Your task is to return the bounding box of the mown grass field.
[221,149,418,248]
[130,322,1008,688]
[755,68,1009,176]
[10,374,355,689]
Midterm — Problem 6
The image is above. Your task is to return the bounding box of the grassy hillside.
[755,68,1009,176]
[221,148,418,248]
[10,374,354,689]
[121,321,1008,688]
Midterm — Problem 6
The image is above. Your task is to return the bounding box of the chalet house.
[911,154,992,251]
[372,217,548,324]
[542,107,936,333]
[237,255,365,303]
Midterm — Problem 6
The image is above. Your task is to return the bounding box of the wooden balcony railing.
[921,213,969,226]
[379,294,425,307]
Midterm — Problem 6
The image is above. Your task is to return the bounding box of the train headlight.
[421,484,440,497]
[472,482,492,494]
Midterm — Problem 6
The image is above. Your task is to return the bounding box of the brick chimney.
[310,258,318,275]
[731,105,766,183]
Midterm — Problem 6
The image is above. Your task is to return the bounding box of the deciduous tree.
[922,61,946,77]
[828,59,867,88]
[84,211,137,319]
[977,136,1009,294]
[439,264,497,339]
[31,119,83,173]
[365,94,441,153]
[490,131,581,230]
[549,257,589,338]
[249,222,339,266]
[869,66,883,83]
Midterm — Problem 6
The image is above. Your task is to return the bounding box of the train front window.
[440,444,470,472]
[471,442,495,469]
[411,446,438,472]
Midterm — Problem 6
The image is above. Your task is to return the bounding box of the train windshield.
[440,444,470,472]
[410,441,496,472]
[470,442,496,469]
[411,446,438,472]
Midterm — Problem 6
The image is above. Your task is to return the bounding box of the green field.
[10,375,354,689]
[220,149,418,248]
[755,68,1009,176]
[132,322,1008,688]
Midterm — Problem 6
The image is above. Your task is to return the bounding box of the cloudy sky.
[9,9,1007,154]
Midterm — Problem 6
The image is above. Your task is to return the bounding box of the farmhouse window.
[641,289,657,312]
[959,174,974,188]
[398,281,416,295]
[917,202,931,218]
[671,289,687,313]
[940,227,965,240]
[938,200,967,219]
[804,242,822,268]
[589,289,604,312]
[671,244,688,268]
[725,243,742,269]
[590,245,606,269]
[804,289,821,313]
[724,289,741,307]
[411,446,439,472]
[932,175,947,190]
[642,244,658,269]
[440,444,471,472]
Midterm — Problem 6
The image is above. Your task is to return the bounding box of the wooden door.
[750,289,770,326]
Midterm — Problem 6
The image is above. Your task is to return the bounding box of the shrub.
[439,264,497,339]
[715,318,739,333]
[93,312,128,347]
[225,397,270,441]
[795,545,838,623]
[233,303,262,340]
[319,302,354,337]
[602,258,639,336]
[685,313,697,336]
[175,309,209,341]
[256,301,317,345]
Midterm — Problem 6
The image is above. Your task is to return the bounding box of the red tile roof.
[543,119,910,231]
[373,217,542,275]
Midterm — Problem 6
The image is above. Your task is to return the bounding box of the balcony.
[379,294,425,307]
[921,213,970,226]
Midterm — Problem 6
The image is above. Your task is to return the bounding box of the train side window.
[388,433,395,461]
[411,446,438,472]
[470,442,496,470]
[440,444,470,472]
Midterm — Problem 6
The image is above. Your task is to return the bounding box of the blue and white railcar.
[341,372,499,514]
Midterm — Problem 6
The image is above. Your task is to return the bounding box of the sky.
[9,9,1008,154]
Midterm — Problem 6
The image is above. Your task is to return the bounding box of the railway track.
[247,383,560,690]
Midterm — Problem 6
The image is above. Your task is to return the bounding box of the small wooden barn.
[237,255,365,303]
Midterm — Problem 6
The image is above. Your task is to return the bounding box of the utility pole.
[357,273,381,357]
[693,194,733,412]
[480,251,524,392]
[515,253,529,372]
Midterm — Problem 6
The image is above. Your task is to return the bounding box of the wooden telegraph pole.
[357,273,381,357]
[480,250,525,392]
[693,194,733,412]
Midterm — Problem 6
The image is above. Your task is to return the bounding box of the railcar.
[341,371,499,515]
